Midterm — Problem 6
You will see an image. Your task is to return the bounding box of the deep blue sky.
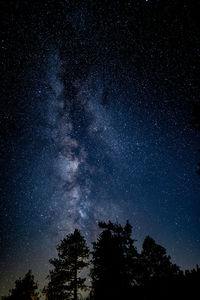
[1,0,200,297]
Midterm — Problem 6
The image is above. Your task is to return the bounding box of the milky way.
[44,53,126,239]
[1,0,200,297]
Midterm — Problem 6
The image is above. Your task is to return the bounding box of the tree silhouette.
[2,221,200,300]
[137,236,182,300]
[43,229,89,300]
[140,236,181,282]
[2,270,40,300]
[90,220,138,300]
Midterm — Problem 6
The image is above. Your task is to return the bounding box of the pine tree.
[44,229,89,300]
[90,220,138,300]
[140,236,181,283]
[2,270,40,300]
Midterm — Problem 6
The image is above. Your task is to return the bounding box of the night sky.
[1,0,200,297]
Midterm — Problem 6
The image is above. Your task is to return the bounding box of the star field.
[1,0,200,297]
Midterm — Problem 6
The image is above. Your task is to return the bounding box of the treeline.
[2,221,200,300]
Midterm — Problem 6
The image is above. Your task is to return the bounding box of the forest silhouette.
[2,221,200,300]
